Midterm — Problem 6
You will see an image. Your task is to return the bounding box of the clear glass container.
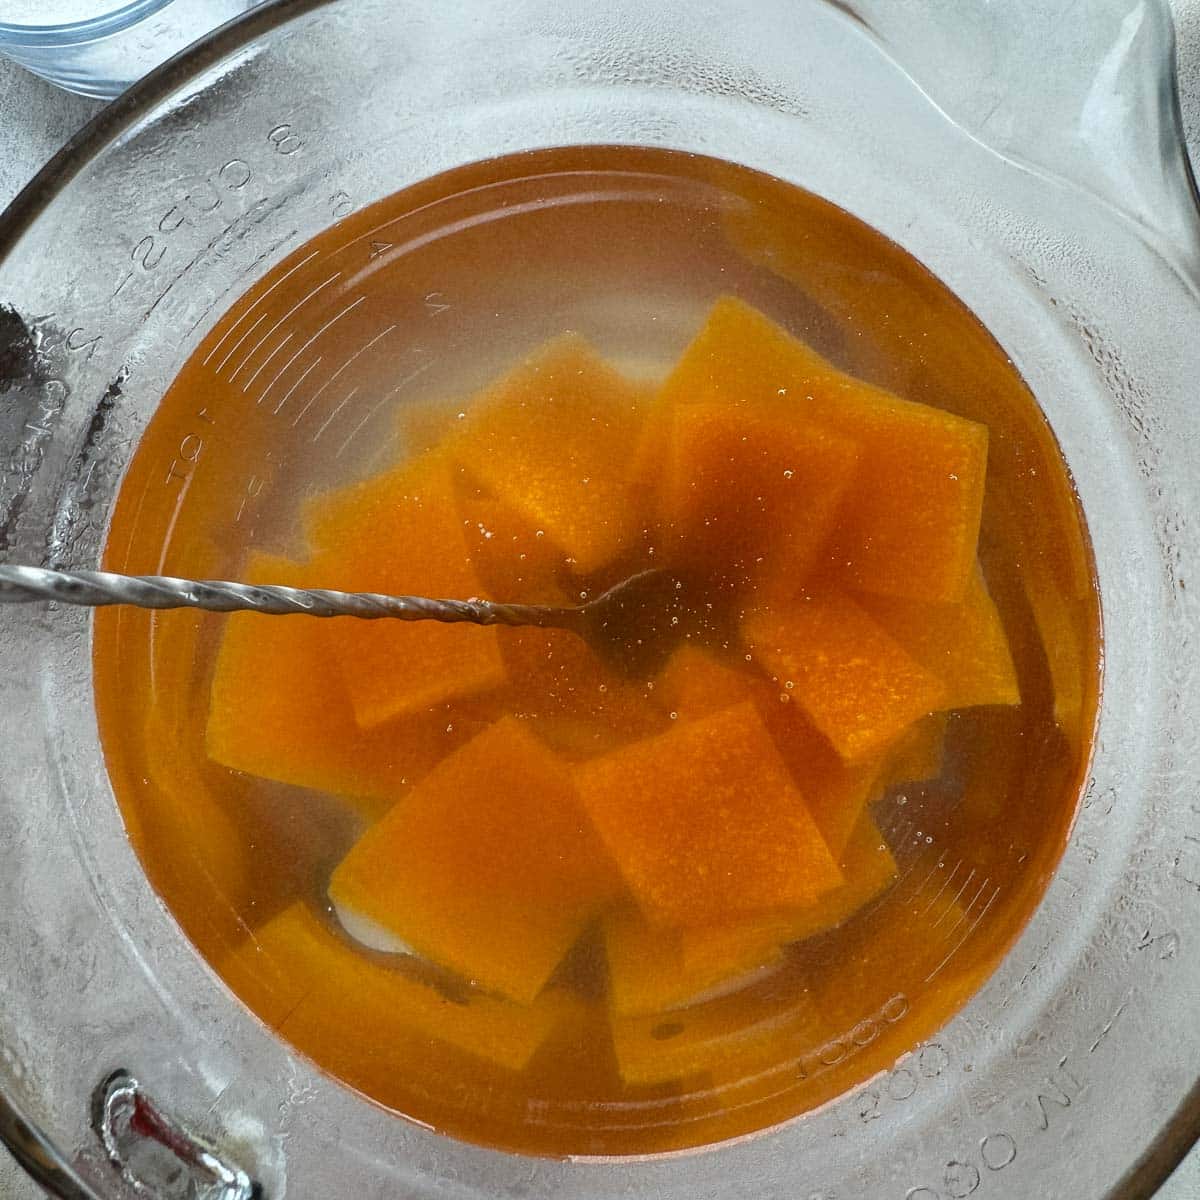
[0,0,1198,1196]
[0,0,264,98]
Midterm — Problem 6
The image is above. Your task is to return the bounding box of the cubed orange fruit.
[808,380,988,603]
[1027,578,1092,742]
[657,400,858,594]
[651,643,762,723]
[884,712,949,788]
[394,393,466,458]
[574,703,843,928]
[454,476,568,603]
[744,594,946,764]
[220,903,574,1072]
[860,566,1019,710]
[652,296,988,602]
[670,815,896,970]
[760,702,883,859]
[604,909,783,1018]
[611,983,825,1087]
[329,717,624,1003]
[772,815,898,944]
[652,295,834,414]
[302,455,506,727]
[445,335,648,574]
[206,553,496,818]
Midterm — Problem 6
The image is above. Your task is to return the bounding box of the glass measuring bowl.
[0,0,1198,1196]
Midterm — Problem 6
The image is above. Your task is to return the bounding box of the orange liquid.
[94,145,1100,1156]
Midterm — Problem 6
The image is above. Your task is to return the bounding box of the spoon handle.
[0,564,575,628]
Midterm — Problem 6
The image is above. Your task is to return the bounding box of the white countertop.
[1,12,1199,1199]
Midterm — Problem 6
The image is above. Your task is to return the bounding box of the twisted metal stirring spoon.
[0,563,687,668]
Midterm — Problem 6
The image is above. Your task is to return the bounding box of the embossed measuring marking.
[311,386,358,443]
[240,330,294,392]
[258,296,366,412]
[872,804,1009,987]
[227,269,341,385]
[111,119,318,311]
[336,359,433,459]
[270,356,322,416]
[927,885,1001,983]
[212,311,268,376]
[902,1058,1083,1198]
[943,867,979,918]
[647,994,915,1124]
[287,319,393,427]
[857,1040,952,1123]
[201,247,320,367]
[142,195,292,323]
[921,861,963,916]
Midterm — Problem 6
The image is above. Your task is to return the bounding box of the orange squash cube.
[669,814,896,973]
[651,643,762,723]
[1027,578,1092,742]
[652,295,834,415]
[760,702,883,859]
[653,296,988,602]
[220,903,575,1072]
[574,703,843,928]
[860,566,1019,710]
[445,335,648,574]
[884,712,949,788]
[809,380,988,603]
[329,717,624,1003]
[604,909,783,1018]
[455,477,568,603]
[206,553,497,818]
[394,393,466,458]
[657,399,858,594]
[773,815,898,944]
[302,456,506,727]
[744,594,946,764]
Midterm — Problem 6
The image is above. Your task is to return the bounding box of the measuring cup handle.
[843,0,1200,262]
